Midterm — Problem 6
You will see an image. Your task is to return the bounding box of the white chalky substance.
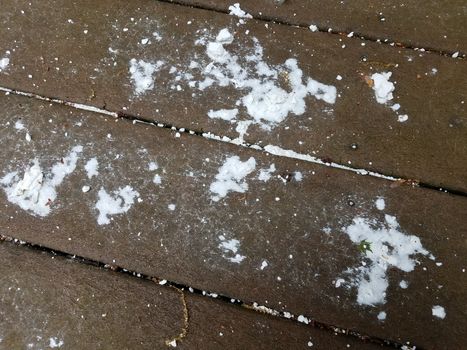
[207,108,238,121]
[432,305,446,319]
[228,3,253,18]
[258,164,276,182]
[95,185,140,225]
[84,157,98,179]
[210,156,256,201]
[129,59,164,95]
[342,203,430,306]
[0,146,83,216]
[218,235,245,263]
[0,57,9,71]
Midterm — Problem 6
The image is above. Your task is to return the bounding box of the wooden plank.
[169,0,467,54]
[0,93,465,348]
[0,0,465,192]
[0,242,376,349]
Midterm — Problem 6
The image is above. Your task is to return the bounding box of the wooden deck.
[0,1,465,349]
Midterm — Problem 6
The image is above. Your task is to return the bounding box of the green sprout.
[358,240,373,254]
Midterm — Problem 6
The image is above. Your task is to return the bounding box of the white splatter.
[129,59,164,95]
[0,146,83,216]
[210,156,256,201]
[218,235,245,263]
[84,158,98,179]
[258,164,276,182]
[95,186,140,225]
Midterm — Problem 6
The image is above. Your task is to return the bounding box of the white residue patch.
[95,186,140,225]
[228,3,253,18]
[193,28,336,132]
[432,305,446,319]
[375,198,385,211]
[371,72,409,122]
[208,108,238,121]
[340,200,431,306]
[49,337,64,348]
[258,164,276,182]
[0,146,83,216]
[218,235,245,263]
[129,58,164,95]
[0,57,9,71]
[377,311,386,321]
[210,156,256,201]
[84,157,98,179]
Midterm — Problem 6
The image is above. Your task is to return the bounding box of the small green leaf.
[358,240,373,253]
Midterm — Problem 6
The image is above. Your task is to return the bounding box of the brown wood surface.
[168,0,467,54]
[0,94,465,349]
[0,0,466,192]
[0,242,378,349]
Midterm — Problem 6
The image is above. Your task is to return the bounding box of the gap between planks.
[156,0,465,59]
[0,234,410,349]
[1,85,466,199]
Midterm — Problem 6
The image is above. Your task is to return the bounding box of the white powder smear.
[210,156,256,201]
[432,305,446,319]
[1,146,83,216]
[129,59,164,95]
[340,201,430,306]
[95,185,140,225]
[84,158,98,179]
[218,234,246,263]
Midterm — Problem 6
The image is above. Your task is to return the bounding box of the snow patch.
[129,59,164,95]
[371,72,409,122]
[375,198,385,211]
[210,156,256,201]
[208,108,238,121]
[1,146,83,216]
[49,338,64,348]
[228,3,252,18]
[95,186,140,225]
[432,305,446,319]
[258,164,276,182]
[0,57,9,71]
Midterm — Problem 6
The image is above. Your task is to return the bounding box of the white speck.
[0,146,83,216]
[84,158,99,179]
[347,32,354,38]
[432,305,446,319]
[377,311,386,321]
[336,75,342,81]
[168,204,176,211]
[260,260,268,270]
[309,24,318,32]
[294,171,303,181]
[15,121,25,130]
[141,38,149,45]
[375,198,385,210]
[218,235,246,263]
[399,280,408,289]
[129,59,164,95]
[25,133,31,142]
[0,57,10,71]
[371,72,394,104]
[83,29,88,34]
[398,114,409,122]
[152,32,162,41]
[297,315,309,324]
[167,339,177,347]
[95,186,140,225]
[148,161,159,171]
[335,278,345,288]
[153,174,162,185]
[228,3,253,18]
[307,341,313,347]
[452,52,459,58]
[49,337,64,348]
[210,156,256,201]
[82,185,91,193]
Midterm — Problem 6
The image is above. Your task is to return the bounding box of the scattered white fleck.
[336,75,342,81]
[294,171,303,181]
[25,133,31,142]
[49,337,64,348]
[228,3,253,18]
[153,174,162,185]
[452,52,459,58]
[1,146,83,216]
[210,156,256,201]
[0,57,10,71]
[148,161,159,171]
[335,278,345,288]
[432,305,446,319]
[141,38,149,45]
[218,235,246,263]
[84,158,99,179]
[82,185,91,193]
[129,59,164,95]
[168,204,176,211]
[260,260,268,270]
[371,72,394,104]
[399,280,408,289]
[375,198,385,210]
[398,114,409,123]
[297,315,309,324]
[15,121,25,130]
[307,341,313,347]
[95,186,140,225]
[159,279,167,285]
[167,339,177,347]
[377,311,386,321]
[309,24,318,32]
